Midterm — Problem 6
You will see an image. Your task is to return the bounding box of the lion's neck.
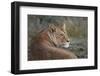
[35,30,56,47]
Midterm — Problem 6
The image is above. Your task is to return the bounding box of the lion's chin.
[61,42,70,48]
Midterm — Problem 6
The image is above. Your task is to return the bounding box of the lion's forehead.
[56,29,66,35]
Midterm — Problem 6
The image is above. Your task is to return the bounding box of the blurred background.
[28,15,88,59]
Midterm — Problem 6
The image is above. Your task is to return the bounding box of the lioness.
[29,24,77,60]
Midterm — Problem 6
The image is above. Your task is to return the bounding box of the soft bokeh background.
[28,15,88,59]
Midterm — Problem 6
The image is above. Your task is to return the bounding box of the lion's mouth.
[59,42,70,48]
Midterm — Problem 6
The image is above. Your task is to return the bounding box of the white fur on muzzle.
[61,42,70,48]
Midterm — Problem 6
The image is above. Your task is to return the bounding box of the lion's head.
[47,24,70,48]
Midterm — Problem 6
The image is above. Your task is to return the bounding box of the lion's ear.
[49,24,56,33]
[61,23,66,31]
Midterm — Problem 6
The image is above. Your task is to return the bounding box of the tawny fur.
[29,25,77,60]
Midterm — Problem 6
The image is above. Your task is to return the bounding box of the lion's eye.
[60,34,63,36]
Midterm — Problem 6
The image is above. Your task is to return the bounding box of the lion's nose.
[66,39,70,42]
